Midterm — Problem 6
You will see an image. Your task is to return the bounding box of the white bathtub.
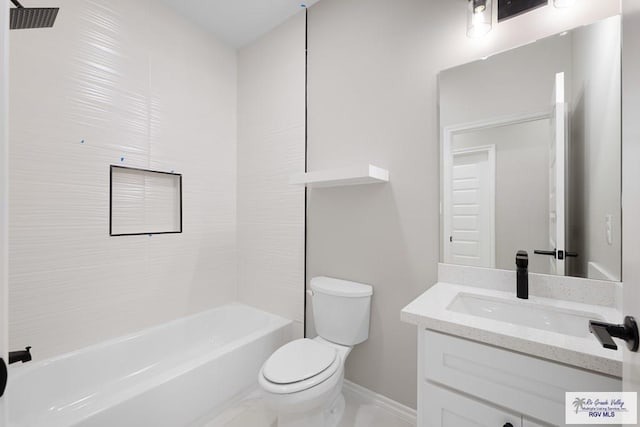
[7,304,292,427]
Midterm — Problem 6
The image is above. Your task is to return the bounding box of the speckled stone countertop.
[401,281,623,378]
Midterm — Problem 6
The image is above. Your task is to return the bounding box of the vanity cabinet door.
[422,330,621,426]
[422,381,521,427]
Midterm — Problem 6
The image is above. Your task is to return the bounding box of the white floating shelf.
[289,164,389,188]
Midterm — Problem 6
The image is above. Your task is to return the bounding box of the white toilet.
[258,276,373,427]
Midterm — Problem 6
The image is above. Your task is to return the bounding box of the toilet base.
[326,392,345,427]
[277,392,345,427]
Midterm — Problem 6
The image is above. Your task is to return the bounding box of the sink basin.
[447,293,603,338]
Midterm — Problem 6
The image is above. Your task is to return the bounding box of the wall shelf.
[289,164,389,188]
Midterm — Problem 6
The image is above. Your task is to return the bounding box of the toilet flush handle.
[306,289,314,298]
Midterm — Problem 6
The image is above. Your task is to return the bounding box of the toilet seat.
[260,339,341,394]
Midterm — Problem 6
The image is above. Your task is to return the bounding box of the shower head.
[9,0,58,30]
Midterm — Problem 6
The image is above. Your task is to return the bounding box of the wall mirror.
[439,15,621,281]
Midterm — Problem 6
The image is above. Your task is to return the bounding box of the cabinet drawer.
[422,330,621,426]
[422,381,521,427]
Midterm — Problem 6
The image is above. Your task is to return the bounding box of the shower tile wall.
[237,12,306,337]
[9,0,238,359]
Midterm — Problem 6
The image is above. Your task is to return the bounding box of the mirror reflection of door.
[444,116,552,274]
[445,146,495,267]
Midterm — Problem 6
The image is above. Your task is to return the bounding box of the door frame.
[443,144,496,267]
[1,0,9,417]
[441,111,551,268]
[622,0,640,396]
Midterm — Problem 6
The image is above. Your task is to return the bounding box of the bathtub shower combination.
[7,304,292,427]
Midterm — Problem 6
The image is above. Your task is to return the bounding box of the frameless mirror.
[439,15,621,281]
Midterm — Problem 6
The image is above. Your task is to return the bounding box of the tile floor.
[199,387,415,427]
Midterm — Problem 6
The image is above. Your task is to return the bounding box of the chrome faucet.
[516,250,528,299]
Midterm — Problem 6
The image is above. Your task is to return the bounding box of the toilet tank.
[310,277,373,346]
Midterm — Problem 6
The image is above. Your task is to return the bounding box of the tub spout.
[9,346,32,364]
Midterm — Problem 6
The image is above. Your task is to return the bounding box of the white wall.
[237,12,306,337]
[306,0,619,408]
[453,120,551,274]
[9,0,238,359]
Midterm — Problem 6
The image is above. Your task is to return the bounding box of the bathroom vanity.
[418,329,619,426]
[402,266,623,427]
[413,12,628,426]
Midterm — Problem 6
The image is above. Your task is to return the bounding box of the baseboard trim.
[343,380,417,425]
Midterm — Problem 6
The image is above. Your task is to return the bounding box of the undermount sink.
[447,293,603,338]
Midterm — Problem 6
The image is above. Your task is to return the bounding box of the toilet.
[258,276,373,427]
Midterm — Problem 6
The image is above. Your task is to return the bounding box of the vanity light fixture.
[554,0,576,8]
[467,0,493,39]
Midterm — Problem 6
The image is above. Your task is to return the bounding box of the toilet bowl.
[258,277,373,427]
[259,337,350,427]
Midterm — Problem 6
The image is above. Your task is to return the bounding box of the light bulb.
[467,0,492,39]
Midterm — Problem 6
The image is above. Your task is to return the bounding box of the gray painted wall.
[306,0,619,408]
[439,35,572,128]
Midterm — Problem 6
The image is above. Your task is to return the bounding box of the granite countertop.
[401,282,623,378]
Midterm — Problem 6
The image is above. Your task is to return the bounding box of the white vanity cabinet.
[418,330,622,427]
[423,380,521,426]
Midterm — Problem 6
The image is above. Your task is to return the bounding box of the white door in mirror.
[447,145,495,268]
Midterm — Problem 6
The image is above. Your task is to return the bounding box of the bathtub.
[7,304,292,427]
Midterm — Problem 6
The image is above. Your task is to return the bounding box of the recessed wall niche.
[110,165,182,236]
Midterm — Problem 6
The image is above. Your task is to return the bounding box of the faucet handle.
[589,322,618,350]
[589,317,639,352]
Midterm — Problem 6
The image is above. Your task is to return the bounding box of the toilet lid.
[262,338,337,384]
